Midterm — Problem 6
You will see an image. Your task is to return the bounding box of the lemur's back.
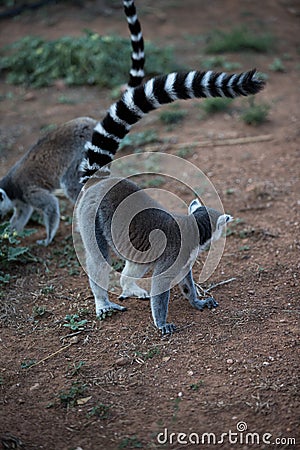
[14,117,95,190]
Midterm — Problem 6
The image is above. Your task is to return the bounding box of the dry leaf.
[76,396,92,405]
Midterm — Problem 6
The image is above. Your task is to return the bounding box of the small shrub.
[241,99,270,125]
[119,130,160,153]
[32,305,48,318]
[269,57,285,72]
[201,56,242,71]
[59,382,86,408]
[159,106,187,125]
[87,403,111,419]
[205,27,274,53]
[201,97,233,114]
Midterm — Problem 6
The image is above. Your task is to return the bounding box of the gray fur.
[76,176,232,334]
[0,117,96,244]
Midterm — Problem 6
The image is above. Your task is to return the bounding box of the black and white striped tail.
[123,0,145,88]
[80,69,265,183]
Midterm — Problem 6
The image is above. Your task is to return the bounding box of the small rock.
[30,383,40,391]
[23,92,36,101]
[115,357,129,366]
[227,359,234,364]
[69,336,79,344]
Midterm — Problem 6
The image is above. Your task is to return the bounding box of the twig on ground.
[27,343,72,369]
[195,277,237,297]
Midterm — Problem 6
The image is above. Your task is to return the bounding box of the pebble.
[115,357,129,366]
[69,336,79,344]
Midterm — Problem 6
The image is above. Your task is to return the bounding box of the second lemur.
[0,0,145,245]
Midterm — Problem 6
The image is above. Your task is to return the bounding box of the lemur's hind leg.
[61,162,82,203]
[119,261,150,300]
[29,190,60,245]
[10,202,33,233]
[84,225,126,318]
[179,270,218,311]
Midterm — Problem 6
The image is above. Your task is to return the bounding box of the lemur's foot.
[193,297,219,311]
[159,323,176,336]
[119,286,150,301]
[96,302,127,320]
[36,238,49,246]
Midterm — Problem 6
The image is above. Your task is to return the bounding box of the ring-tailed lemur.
[0,0,144,245]
[76,68,265,334]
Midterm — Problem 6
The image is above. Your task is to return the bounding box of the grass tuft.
[205,27,274,53]
[201,97,233,114]
[241,99,270,125]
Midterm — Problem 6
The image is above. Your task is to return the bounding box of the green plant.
[119,130,160,153]
[159,106,187,125]
[241,99,270,125]
[201,97,233,114]
[52,236,80,275]
[87,403,111,419]
[67,361,85,377]
[32,305,48,318]
[63,314,88,331]
[269,57,285,72]
[0,32,179,88]
[135,346,161,361]
[59,382,86,408]
[190,380,204,391]
[139,176,165,189]
[118,436,143,449]
[0,222,37,285]
[21,359,36,369]
[175,145,195,158]
[57,95,77,104]
[205,27,274,53]
[239,245,250,252]
[40,284,55,294]
[201,56,242,71]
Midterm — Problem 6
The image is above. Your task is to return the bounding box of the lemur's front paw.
[159,323,176,335]
[193,297,219,311]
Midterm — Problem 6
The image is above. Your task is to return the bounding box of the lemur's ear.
[188,198,202,214]
[217,214,233,229]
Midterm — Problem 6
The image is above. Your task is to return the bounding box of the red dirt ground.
[0,1,299,449]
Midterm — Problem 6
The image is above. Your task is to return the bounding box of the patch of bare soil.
[0,1,299,449]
